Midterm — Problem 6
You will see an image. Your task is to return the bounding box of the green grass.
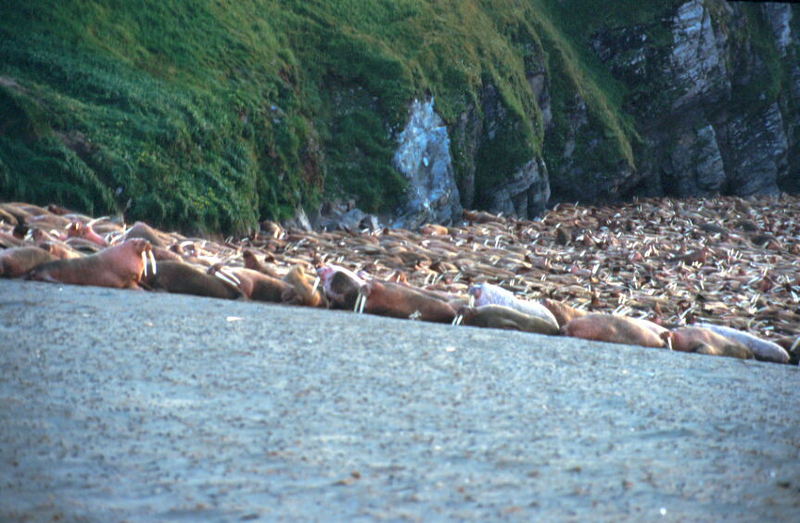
[0,1,781,232]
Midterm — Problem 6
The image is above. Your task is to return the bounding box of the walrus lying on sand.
[26,238,156,289]
[562,313,666,349]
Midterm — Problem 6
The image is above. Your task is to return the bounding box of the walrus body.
[469,283,559,331]
[282,265,326,307]
[459,305,559,335]
[144,261,243,299]
[563,314,666,348]
[0,246,57,278]
[65,221,109,247]
[694,323,788,363]
[124,221,167,248]
[664,327,754,360]
[242,250,282,279]
[360,279,456,323]
[317,265,366,309]
[26,238,154,289]
[541,299,588,328]
[209,266,291,303]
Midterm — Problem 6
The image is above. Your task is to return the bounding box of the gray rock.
[318,206,383,232]
[668,124,726,197]
[723,102,787,197]
[282,206,313,232]
[670,0,730,110]
[392,99,462,229]
[585,1,798,202]
[762,3,793,57]
[486,157,551,218]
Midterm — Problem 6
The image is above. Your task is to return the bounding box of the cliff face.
[395,1,799,224]
[578,0,797,203]
[0,1,797,233]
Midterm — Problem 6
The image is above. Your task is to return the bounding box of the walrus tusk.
[468,294,475,308]
[452,314,463,326]
[148,250,157,275]
[86,216,110,227]
[141,251,149,277]
[219,268,240,286]
[213,270,239,288]
[353,292,367,314]
[359,293,367,314]
[311,276,320,296]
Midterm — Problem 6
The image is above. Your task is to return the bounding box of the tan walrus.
[26,238,155,289]
[562,313,666,348]
[661,327,753,360]
[0,246,58,278]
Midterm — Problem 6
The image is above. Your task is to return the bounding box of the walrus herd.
[2,195,799,365]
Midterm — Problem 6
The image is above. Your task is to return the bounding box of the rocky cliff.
[0,1,797,233]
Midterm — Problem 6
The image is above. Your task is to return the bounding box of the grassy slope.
[0,0,744,233]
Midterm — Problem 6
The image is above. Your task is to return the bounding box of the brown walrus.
[357,279,456,323]
[65,221,109,247]
[282,265,326,307]
[208,265,292,303]
[0,246,58,278]
[457,304,559,335]
[37,241,83,260]
[541,299,588,329]
[661,327,754,360]
[316,265,366,310]
[693,323,789,363]
[123,221,167,248]
[26,238,155,289]
[242,249,282,279]
[143,260,243,299]
[562,314,666,348]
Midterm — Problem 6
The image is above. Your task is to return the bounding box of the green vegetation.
[0,1,783,232]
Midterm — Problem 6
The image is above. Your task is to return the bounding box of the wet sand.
[1,279,798,520]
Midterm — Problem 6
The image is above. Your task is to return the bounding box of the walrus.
[0,231,24,248]
[242,249,282,279]
[65,221,108,247]
[27,213,72,230]
[541,299,588,328]
[629,317,669,337]
[37,241,83,260]
[150,246,183,262]
[123,221,166,248]
[469,283,559,331]
[26,238,156,289]
[281,265,326,307]
[562,314,666,348]
[694,323,789,363]
[316,265,367,310]
[65,237,104,254]
[0,207,19,225]
[457,304,559,335]
[357,279,457,323]
[208,265,292,303]
[463,210,501,224]
[0,246,58,278]
[661,327,753,360]
[142,260,243,299]
[420,224,449,236]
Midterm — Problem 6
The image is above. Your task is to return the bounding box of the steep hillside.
[0,1,796,233]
